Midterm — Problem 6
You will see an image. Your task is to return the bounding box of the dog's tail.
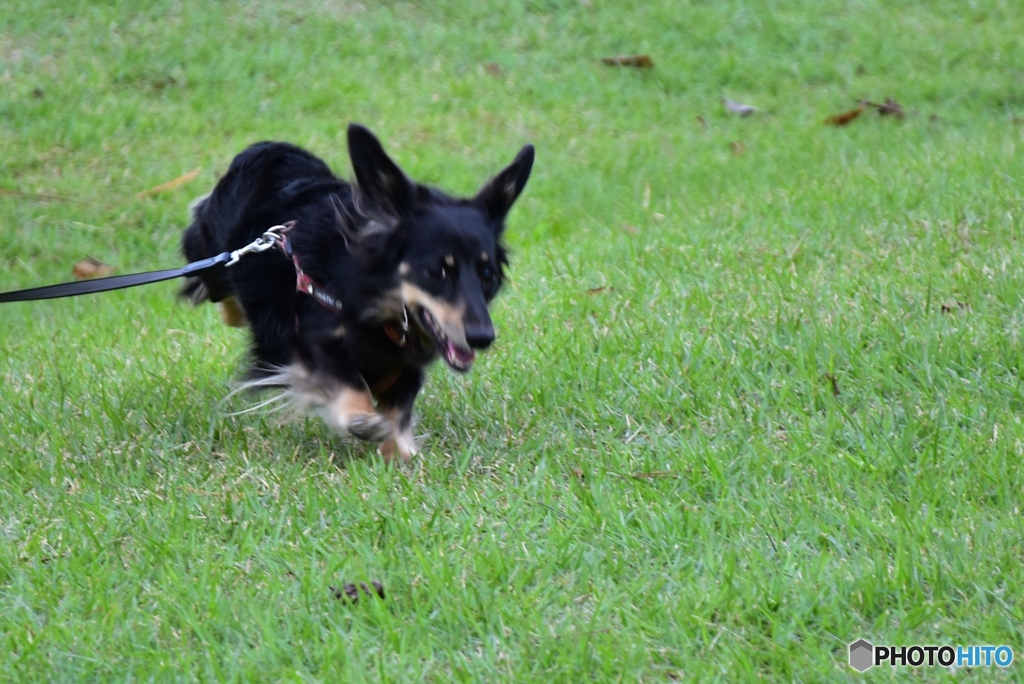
[179,194,215,304]
[178,277,208,304]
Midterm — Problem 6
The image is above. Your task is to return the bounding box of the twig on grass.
[135,168,202,198]
[601,54,654,68]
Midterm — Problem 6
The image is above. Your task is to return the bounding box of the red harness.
[272,221,342,312]
[270,222,407,347]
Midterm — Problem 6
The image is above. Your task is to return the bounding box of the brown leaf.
[601,54,654,68]
[723,98,757,116]
[729,141,745,156]
[151,76,178,91]
[824,373,840,397]
[941,300,969,314]
[484,62,503,76]
[696,115,707,129]
[824,104,865,126]
[586,286,613,295]
[864,97,905,119]
[331,580,385,604]
[136,168,201,198]
[877,97,905,118]
[72,257,114,280]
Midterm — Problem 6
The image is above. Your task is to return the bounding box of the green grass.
[3,0,1024,680]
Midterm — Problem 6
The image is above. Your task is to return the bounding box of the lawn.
[2,0,1024,680]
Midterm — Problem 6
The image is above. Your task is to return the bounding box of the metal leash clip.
[225,225,289,267]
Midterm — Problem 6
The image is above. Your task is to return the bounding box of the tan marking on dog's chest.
[369,371,402,396]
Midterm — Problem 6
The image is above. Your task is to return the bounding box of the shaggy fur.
[181,124,534,460]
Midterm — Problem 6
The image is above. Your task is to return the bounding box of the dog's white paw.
[324,386,394,442]
[379,434,418,462]
[346,413,395,442]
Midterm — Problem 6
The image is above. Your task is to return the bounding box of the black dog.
[181,124,534,460]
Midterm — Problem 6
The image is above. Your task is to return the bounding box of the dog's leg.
[326,384,394,442]
[218,296,249,327]
[376,369,424,462]
[379,407,418,462]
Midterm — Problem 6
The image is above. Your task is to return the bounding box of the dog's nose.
[465,324,495,349]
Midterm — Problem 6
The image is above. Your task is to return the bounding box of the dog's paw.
[379,434,418,463]
[346,413,394,442]
[218,296,249,328]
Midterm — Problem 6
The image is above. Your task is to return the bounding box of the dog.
[180,124,534,461]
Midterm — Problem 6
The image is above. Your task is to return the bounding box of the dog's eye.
[480,265,495,283]
[427,265,448,281]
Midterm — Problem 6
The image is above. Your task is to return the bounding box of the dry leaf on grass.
[72,257,114,280]
[824,104,865,126]
[484,62,503,76]
[136,168,201,198]
[330,580,385,604]
[723,98,757,116]
[601,54,654,68]
[824,373,840,397]
[864,97,905,118]
[729,141,746,155]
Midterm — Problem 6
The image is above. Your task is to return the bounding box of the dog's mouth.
[416,308,475,372]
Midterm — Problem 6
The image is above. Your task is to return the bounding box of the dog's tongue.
[447,341,475,368]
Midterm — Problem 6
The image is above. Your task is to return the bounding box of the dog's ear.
[347,123,414,218]
[475,144,535,225]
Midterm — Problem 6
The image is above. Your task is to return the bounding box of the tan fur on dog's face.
[400,281,470,350]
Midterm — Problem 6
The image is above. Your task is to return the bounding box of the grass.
[2,0,1024,680]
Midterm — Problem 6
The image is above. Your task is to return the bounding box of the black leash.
[0,223,293,305]
[0,253,232,303]
[0,220,416,343]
